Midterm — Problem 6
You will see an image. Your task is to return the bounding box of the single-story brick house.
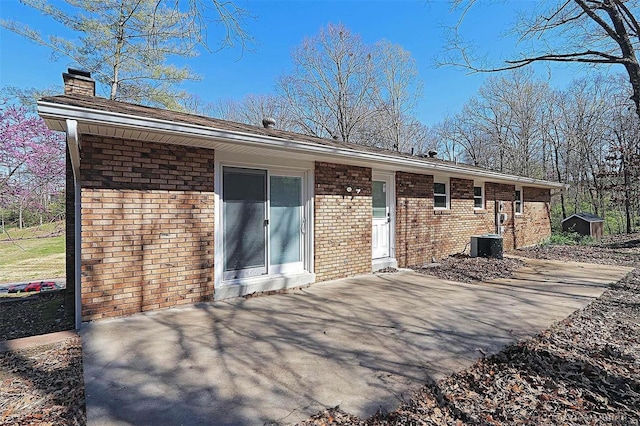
[38,70,565,326]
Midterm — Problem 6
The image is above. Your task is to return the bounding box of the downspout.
[66,120,82,330]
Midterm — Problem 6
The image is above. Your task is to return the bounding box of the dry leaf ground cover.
[1,234,638,426]
[301,233,640,425]
[0,336,85,425]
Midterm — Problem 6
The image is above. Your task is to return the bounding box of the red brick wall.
[485,182,516,251]
[515,186,552,247]
[429,177,496,259]
[395,176,551,267]
[314,162,372,282]
[80,135,215,320]
[395,172,433,267]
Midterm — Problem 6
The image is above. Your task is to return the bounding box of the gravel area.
[301,234,640,426]
[0,336,85,426]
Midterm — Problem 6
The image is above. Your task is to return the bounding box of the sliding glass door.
[223,168,267,280]
[269,175,303,273]
[222,167,305,281]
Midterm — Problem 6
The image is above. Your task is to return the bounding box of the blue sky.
[0,0,596,126]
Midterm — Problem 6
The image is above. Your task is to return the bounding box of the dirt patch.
[0,336,85,425]
[413,256,525,283]
[300,236,640,425]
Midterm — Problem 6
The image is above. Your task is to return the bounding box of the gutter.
[66,120,82,330]
[38,101,567,190]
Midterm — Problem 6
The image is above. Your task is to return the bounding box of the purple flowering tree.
[0,102,65,229]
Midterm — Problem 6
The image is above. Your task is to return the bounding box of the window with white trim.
[473,183,484,209]
[515,187,523,214]
[433,179,449,209]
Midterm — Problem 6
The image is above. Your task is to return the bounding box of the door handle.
[264,219,269,227]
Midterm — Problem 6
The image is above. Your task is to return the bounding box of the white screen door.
[372,178,390,259]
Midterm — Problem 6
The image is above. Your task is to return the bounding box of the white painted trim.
[433,176,450,210]
[473,181,485,210]
[38,101,567,190]
[66,120,81,180]
[213,153,315,298]
[372,171,396,260]
[306,168,315,275]
[66,120,82,329]
[213,159,223,292]
[515,186,523,215]
[214,272,316,300]
[560,213,604,223]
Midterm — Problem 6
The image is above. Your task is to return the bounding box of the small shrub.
[543,232,594,246]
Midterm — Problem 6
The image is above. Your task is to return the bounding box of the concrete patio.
[81,258,633,425]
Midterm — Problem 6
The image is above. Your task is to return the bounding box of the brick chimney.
[63,68,95,96]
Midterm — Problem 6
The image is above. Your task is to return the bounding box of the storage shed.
[562,213,604,238]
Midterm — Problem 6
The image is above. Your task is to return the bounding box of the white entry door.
[372,177,391,259]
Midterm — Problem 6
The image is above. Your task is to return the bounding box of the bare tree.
[446,0,640,120]
[277,23,377,143]
[369,40,423,151]
[278,23,423,149]
[435,70,550,177]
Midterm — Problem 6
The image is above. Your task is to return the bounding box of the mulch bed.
[0,291,74,341]
[0,336,85,426]
[413,256,525,283]
[517,233,640,267]
[300,235,640,426]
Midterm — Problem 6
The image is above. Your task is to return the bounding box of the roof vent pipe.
[262,117,276,129]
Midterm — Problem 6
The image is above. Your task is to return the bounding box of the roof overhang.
[561,214,604,223]
[38,100,568,190]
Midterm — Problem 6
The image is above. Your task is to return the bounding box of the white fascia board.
[66,119,81,180]
[38,100,567,190]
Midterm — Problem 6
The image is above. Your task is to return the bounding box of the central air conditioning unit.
[470,234,504,259]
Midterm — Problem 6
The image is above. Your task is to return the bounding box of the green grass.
[0,221,64,241]
[0,223,65,284]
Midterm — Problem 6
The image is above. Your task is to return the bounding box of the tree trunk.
[622,152,633,233]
